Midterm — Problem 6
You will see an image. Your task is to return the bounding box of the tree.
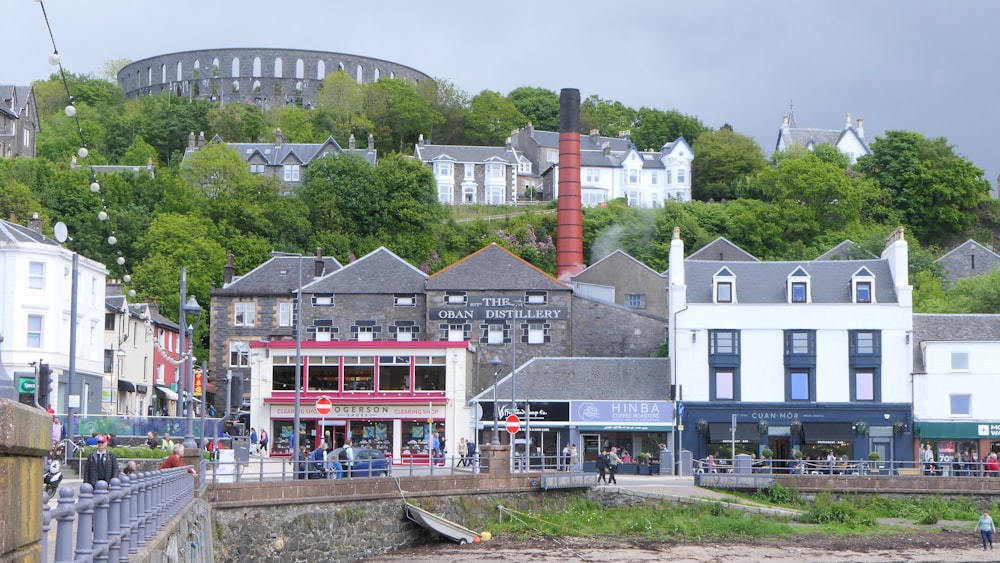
[269,104,316,143]
[210,102,266,142]
[690,129,767,201]
[632,107,707,151]
[580,95,635,137]
[756,153,864,232]
[418,78,468,145]
[856,130,992,246]
[375,154,445,264]
[301,153,380,237]
[180,141,252,199]
[507,87,559,132]
[464,91,526,146]
[366,79,442,153]
[312,71,370,144]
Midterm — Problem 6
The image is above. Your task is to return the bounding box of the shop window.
[378,356,411,391]
[349,420,392,454]
[414,356,445,392]
[307,362,339,391]
[272,365,296,391]
[343,356,374,391]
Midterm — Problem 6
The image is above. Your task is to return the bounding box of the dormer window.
[851,267,876,304]
[786,267,811,304]
[713,267,737,304]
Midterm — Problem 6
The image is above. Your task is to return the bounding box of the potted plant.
[854,420,868,435]
[868,451,882,474]
[638,452,651,475]
[893,420,906,436]
[758,420,769,434]
[789,419,802,435]
[761,448,774,473]
[697,419,709,434]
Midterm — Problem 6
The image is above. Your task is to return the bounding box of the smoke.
[589,209,659,265]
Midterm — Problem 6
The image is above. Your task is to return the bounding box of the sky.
[7,1,999,185]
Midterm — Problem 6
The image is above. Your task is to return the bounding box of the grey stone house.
[0,85,39,158]
[413,134,528,205]
[935,239,1000,287]
[570,249,668,319]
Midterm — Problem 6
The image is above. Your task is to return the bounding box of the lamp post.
[489,357,503,445]
[293,255,303,458]
[114,349,126,415]
[176,269,188,418]
[182,295,203,450]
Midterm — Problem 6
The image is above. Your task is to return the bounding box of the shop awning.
[708,422,760,444]
[117,379,136,393]
[803,423,855,444]
[156,386,178,401]
[578,424,674,431]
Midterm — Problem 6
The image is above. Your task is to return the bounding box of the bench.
[896,468,921,476]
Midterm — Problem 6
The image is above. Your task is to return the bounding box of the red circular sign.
[505,414,521,434]
[315,397,332,416]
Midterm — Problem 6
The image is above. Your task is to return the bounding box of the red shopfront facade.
[251,340,467,464]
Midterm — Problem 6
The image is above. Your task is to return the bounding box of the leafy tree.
[580,95,635,137]
[419,78,468,145]
[632,107,707,152]
[464,91,526,146]
[756,153,863,232]
[691,128,767,201]
[99,59,132,82]
[366,79,442,153]
[374,153,444,264]
[210,102,266,142]
[856,130,992,246]
[301,153,380,237]
[120,136,158,167]
[269,104,316,143]
[180,141,252,199]
[311,71,370,145]
[0,179,44,223]
[508,87,559,131]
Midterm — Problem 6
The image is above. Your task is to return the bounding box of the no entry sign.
[315,397,332,416]
[505,414,521,434]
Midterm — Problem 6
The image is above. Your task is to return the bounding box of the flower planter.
[650,462,660,475]
[619,463,638,475]
[639,464,651,475]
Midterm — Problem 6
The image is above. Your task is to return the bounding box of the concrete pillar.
[0,399,51,562]
[478,444,511,483]
[182,448,202,490]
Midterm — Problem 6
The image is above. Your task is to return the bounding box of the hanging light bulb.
[48,52,60,66]
[123,274,132,283]
[90,182,100,193]
[98,211,108,221]
[107,235,117,245]
[77,147,88,158]
[117,256,126,266]
[64,105,77,117]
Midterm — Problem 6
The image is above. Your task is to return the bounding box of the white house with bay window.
[669,226,914,462]
[0,214,107,416]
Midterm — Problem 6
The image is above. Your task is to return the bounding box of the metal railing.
[693,457,1000,477]
[42,467,194,563]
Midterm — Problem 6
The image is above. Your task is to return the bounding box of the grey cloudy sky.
[9,1,999,185]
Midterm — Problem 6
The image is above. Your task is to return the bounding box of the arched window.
[212,58,220,77]
[356,64,363,83]
[252,80,261,93]
[161,64,167,83]
[317,60,325,80]
[232,80,240,93]
[232,57,240,78]
[176,61,183,81]
[390,71,396,79]
[253,57,262,77]
[274,57,283,78]
[374,68,380,81]
[147,67,152,86]
[295,59,304,79]
[338,62,345,72]
[193,60,200,79]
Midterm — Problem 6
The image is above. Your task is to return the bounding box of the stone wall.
[571,296,666,357]
[0,399,49,563]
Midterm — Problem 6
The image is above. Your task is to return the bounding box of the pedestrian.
[457,438,468,467]
[467,438,477,467]
[161,433,175,451]
[595,448,608,484]
[122,460,138,477]
[607,446,621,485]
[259,429,269,455]
[570,444,580,472]
[977,510,996,550]
[207,403,216,417]
[51,416,62,448]
[562,445,570,471]
[341,439,355,478]
[159,443,195,474]
[707,454,717,473]
[988,453,1000,477]
[249,427,258,455]
[311,439,327,479]
[922,444,935,475]
[84,436,119,488]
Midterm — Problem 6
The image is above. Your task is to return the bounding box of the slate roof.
[213,254,342,295]
[0,219,59,245]
[470,357,670,403]
[414,142,519,165]
[426,243,569,291]
[912,314,1000,373]
[130,302,180,331]
[684,237,759,264]
[524,129,632,155]
[215,135,377,166]
[575,249,664,280]
[815,240,878,260]
[580,149,621,167]
[302,247,426,294]
[685,258,898,304]
[936,239,1000,263]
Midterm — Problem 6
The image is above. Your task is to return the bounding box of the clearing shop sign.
[571,400,675,431]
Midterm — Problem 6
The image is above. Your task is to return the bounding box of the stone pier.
[0,399,51,563]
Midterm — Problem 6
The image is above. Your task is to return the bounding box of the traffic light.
[38,363,51,409]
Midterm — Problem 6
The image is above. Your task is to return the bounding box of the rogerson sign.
[429,296,567,321]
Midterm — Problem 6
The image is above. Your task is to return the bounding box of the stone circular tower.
[117,48,434,108]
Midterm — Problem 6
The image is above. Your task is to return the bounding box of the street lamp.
[489,357,503,445]
[182,295,203,450]
[114,349,126,415]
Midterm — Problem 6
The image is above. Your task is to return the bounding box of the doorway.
[769,437,790,471]
[582,434,601,462]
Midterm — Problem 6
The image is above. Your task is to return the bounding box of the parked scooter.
[44,458,63,497]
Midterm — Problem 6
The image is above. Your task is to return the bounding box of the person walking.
[607,446,621,485]
[259,429,269,455]
[457,438,468,467]
[249,427,258,455]
[595,448,608,484]
[569,444,580,472]
[84,436,119,488]
[977,510,996,550]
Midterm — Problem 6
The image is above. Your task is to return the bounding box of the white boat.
[404,502,480,545]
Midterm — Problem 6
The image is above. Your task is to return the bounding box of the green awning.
[915,421,1000,440]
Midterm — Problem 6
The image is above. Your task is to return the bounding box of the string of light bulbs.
[34,0,134,297]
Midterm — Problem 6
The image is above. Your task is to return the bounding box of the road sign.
[315,397,332,416]
[678,403,685,418]
[505,414,521,434]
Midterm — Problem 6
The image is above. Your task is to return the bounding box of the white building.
[0,214,107,417]
[775,111,871,164]
[669,226,914,462]
[911,314,1000,464]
